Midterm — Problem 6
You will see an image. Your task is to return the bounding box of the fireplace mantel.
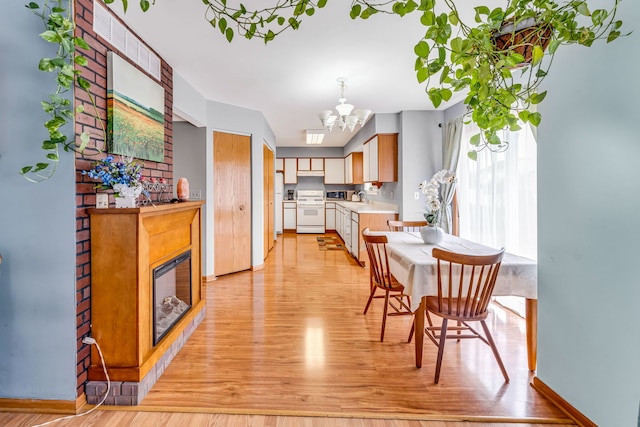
[86,201,205,391]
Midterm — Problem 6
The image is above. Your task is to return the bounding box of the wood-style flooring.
[0,233,575,426]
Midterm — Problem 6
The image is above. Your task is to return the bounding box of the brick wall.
[73,0,173,397]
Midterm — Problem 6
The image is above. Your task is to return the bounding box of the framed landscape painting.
[107,52,165,162]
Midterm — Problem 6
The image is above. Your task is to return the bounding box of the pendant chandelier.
[318,78,371,132]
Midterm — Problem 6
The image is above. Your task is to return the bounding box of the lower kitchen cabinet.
[353,212,398,266]
[283,201,297,230]
[325,202,336,230]
[350,212,359,259]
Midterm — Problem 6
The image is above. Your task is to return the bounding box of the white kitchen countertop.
[334,201,398,214]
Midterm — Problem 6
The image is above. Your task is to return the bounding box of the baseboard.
[0,393,86,414]
[203,274,216,282]
[252,263,265,271]
[531,376,596,427]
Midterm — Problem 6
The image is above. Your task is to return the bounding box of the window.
[456,122,537,315]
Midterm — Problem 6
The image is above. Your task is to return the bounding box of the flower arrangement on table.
[82,155,149,206]
[418,169,456,226]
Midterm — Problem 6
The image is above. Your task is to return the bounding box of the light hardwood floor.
[0,233,575,427]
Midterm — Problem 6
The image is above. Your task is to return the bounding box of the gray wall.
[397,110,443,221]
[173,122,207,275]
[537,1,640,424]
[0,1,78,400]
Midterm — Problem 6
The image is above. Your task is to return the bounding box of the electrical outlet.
[189,189,202,200]
[414,191,420,200]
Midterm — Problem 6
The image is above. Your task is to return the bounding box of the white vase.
[114,194,137,208]
[420,225,444,245]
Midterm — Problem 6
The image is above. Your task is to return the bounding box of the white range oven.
[296,190,325,234]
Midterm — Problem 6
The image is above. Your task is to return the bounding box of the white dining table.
[372,231,538,371]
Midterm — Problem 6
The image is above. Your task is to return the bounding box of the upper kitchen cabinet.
[275,157,284,172]
[363,134,398,183]
[324,158,345,184]
[296,158,323,172]
[345,152,363,185]
[284,158,297,184]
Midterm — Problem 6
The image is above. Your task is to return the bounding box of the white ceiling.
[106,1,499,147]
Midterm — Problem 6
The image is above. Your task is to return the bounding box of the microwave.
[326,191,345,200]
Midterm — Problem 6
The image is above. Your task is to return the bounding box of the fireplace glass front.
[153,250,192,345]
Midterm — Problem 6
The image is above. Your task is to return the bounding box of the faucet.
[357,190,368,203]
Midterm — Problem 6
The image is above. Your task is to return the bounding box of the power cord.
[31,337,110,427]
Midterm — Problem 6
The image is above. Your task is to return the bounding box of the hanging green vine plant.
[27,0,629,179]
[24,0,105,182]
[173,0,628,159]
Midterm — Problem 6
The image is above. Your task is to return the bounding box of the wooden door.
[214,131,252,276]
[263,144,275,259]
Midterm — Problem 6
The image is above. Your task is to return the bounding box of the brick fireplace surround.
[74,0,201,406]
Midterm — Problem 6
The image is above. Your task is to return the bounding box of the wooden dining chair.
[424,247,509,384]
[387,220,428,232]
[362,228,414,342]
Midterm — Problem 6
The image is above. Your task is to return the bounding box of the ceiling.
[106,1,499,148]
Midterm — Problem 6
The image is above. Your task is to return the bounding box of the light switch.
[414,191,420,200]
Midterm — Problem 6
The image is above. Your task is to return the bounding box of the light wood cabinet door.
[344,153,363,184]
[275,157,284,171]
[363,134,397,183]
[263,144,275,259]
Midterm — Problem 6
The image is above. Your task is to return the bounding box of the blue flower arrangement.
[82,156,146,197]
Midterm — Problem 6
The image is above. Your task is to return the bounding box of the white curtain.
[456,122,537,316]
[457,122,538,261]
[440,117,463,234]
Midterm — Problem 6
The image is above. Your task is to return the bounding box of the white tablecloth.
[372,232,537,312]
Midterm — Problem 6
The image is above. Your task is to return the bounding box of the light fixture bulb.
[335,102,354,118]
[354,109,372,125]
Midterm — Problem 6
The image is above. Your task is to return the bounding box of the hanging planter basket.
[492,17,553,66]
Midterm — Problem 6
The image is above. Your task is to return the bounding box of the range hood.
[297,170,324,177]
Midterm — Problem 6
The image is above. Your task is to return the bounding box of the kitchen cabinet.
[344,152,363,184]
[283,201,297,230]
[284,158,297,184]
[297,158,311,171]
[324,158,345,184]
[275,157,284,171]
[350,211,359,259]
[325,202,336,230]
[353,212,398,265]
[297,158,323,171]
[311,158,324,171]
[336,204,344,240]
[343,207,352,253]
[363,134,397,183]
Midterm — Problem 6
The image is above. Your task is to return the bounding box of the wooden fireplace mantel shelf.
[87,200,204,382]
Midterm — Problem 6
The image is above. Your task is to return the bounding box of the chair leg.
[363,283,376,314]
[380,291,390,342]
[480,320,510,383]
[407,317,415,343]
[434,318,448,384]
